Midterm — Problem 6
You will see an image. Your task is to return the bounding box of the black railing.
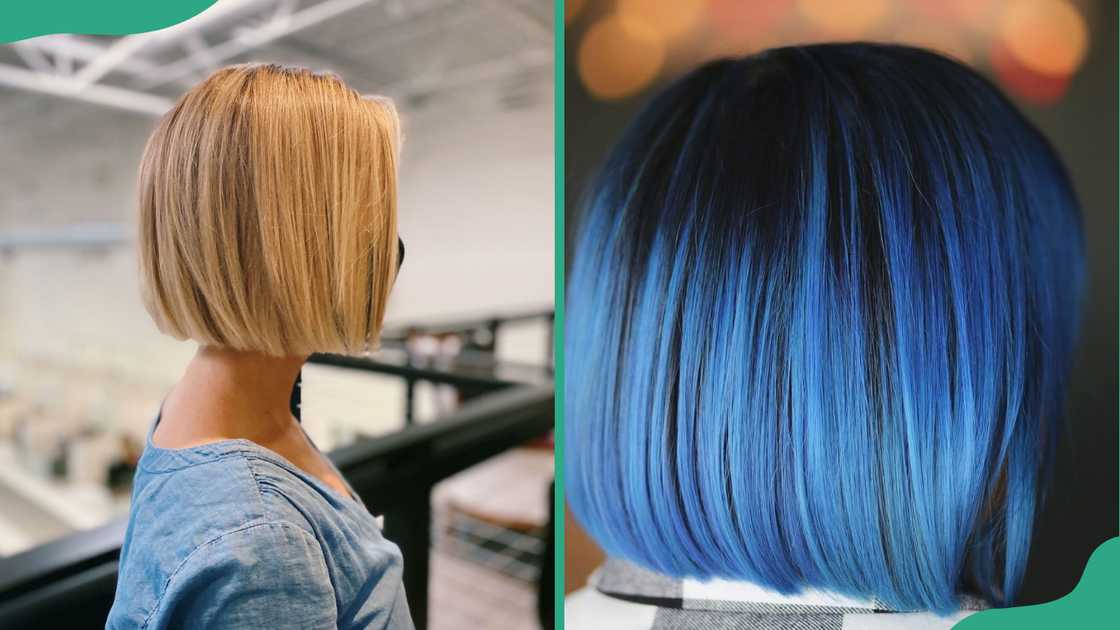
[380,307,555,365]
[0,310,555,630]
[0,384,553,630]
[306,350,547,425]
[313,308,555,425]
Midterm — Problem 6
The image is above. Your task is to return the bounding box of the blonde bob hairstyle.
[138,63,401,357]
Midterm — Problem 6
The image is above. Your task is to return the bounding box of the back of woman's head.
[138,63,401,357]
[566,43,1083,613]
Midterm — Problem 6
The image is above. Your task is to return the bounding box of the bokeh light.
[708,0,794,39]
[578,13,667,100]
[999,0,1088,77]
[618,0,706,41]
[991,39,1071,105]
[569,0,1097,107]
[798,0,889,37]
[909,0,999,32]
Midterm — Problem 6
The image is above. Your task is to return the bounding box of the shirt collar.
[591,557,989,616]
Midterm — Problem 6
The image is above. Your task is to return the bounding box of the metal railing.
[332,308,555,424]
[0,311,555,630]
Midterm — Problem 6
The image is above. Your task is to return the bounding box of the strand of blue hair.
[566,43,1084,614]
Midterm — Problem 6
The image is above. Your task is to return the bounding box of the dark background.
[564,2,1118,605]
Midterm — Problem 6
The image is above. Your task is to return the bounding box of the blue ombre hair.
[566,44,1084,613]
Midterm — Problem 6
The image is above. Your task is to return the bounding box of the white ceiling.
[0,0,553,231]
[0,0,552,119]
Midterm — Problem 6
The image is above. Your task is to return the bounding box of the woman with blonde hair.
[107,64,411,629]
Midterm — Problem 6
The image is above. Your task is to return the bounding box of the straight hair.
[566,44,1084,613]
[138,63,401,357]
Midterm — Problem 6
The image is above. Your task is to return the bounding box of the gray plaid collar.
[591,557,990,616]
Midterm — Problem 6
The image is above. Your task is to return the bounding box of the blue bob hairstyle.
[566,43,1084,614]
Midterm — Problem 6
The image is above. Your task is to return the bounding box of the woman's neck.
[153,345,307,448]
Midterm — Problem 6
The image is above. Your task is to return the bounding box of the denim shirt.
[106,418,413,629]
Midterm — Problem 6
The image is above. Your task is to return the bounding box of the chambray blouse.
[106,417,413,629]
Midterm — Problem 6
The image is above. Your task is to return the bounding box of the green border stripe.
[553,0,566,628]
[955,538,1120,628]
[0,1,217,43]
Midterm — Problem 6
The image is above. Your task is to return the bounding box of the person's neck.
[153,345,307,448]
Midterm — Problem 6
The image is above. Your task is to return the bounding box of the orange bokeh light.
[798,0,889,38]
[708,0,794,38]
[991,39,1071,105]
[999,0,1088,77]
[578,13,667,100]
[617,0,706,41]
[909,0,998,32]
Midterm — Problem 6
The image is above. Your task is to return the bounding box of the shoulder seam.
[138,451,256,475]
[240,454,271,521]
[140,521,325,630]
[239,453,318,533]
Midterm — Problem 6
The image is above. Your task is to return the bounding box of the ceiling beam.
[0,63,172,116]
[69,34,160,89]
[11,42,54,75]
[133,0,380,90]
[68,0,275,89]
[18,35,161,77]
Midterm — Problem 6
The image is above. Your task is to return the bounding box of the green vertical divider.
[553,1,567,629]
